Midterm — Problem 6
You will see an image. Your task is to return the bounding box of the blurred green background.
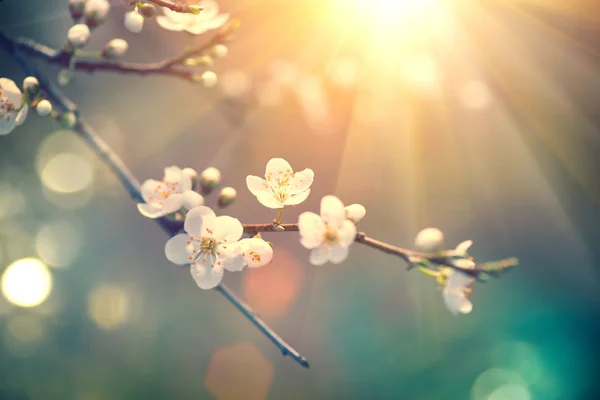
[1,0,599,399]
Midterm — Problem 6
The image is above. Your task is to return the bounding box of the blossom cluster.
[136,158,482,315]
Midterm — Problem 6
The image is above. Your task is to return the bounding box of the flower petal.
[289,168,314,194]
[214,216,243,243]
[182,190,205,210]
[238,238,273,268]
[165,234,192,265]
[140,179,167,202]
[161,7,189,23]
[344,204,366,224]
[337,220,357,247]
[283,188,311,206]
[454,240,473,257]
[246,175,271,197]
[256,192,283,209]
[329,244,349,264]
[309,246,330,265]
[222,254,245,272]
[15,105,28,126]
[156,15,185,31]
[320,195,345,227]
[184,206,216,236]
[298,211,325,248]
[265,158,293,177]
[160,193,184,215]
[0,119,16,135]
[137,202,165,218]
[190,263,224,290]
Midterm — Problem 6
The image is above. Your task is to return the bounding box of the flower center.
[187,232,228,269]
[323,225,338,245]
[242,250,261,264]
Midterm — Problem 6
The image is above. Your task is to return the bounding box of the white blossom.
[156,0,229,35]
[102,39,129,59]
[246,158,314,209]
[442,240,476,315]
[234,237,273,270]
[415,227,445,253]
[344,204,366,224]
[298,195,357,265]
[0,78,28,135]
[165,206,244,289]
[22,77,39,93]
[124,9,144,33]
[67,24,91,49]
[137,166,200,218]
[35,100,53,117]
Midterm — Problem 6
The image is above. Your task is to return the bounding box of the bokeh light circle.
[87,284,131,331]
[36,219,83,268]
[41,153,94,193]
[1,258,53,307]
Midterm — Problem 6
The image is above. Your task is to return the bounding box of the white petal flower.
[165,206,244,289]
[156,0,229,35]
[415,227,445,253]
[236,237,273,268]
[0,78,28,136]
[124,9,144,33]
[443,269,475,315]
[344,204,366,224]
[246,158,314,209]
[137,166,198,218]
[182,191,205,210]
[298,195,356,265]
[67,24,91,48]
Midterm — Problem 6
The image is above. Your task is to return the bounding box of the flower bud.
[182,191,205,210]
[200,71,217,88]
[57,69,73,87]
[344,204,366,224]
[101,38,128,59]
[211,44,228,58]
[59,112,77,129]
[36,100,53,117]
[124,9,144,33]
[68,0,87,21]
[22,76,40,97]
[84,0,110,29]
[67,24,91,49]
[182,168,198,186]
[217,187,237,208]
[414,227,445,254]
[199,167,221,194]
[139,3,156,18]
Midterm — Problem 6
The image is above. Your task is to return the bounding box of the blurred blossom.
[220,70,252,98]
[36,219,83,268]
[3,315,46,358]
[490,341,544,386]
[269,60,299,86]
[1,258,53,308]
[41,153,95,194]
[0,182,26,218]
[87,283,131,331]
[401,53,442,96]
[242,249,304,317]
[471,368,530,400]
[293,74,331,130]
[42,183,94,210]
[206,342,274,400]
[458,80,492,110]
[327,57,358,87]
[256,81,283,107]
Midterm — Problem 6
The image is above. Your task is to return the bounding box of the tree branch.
[0,38,310,369]
[242,224,517,279]
[0,28,228,82]
[146,0,201,14]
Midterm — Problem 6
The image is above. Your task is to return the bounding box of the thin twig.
[0,38,310,369]
[0,29,227,82]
